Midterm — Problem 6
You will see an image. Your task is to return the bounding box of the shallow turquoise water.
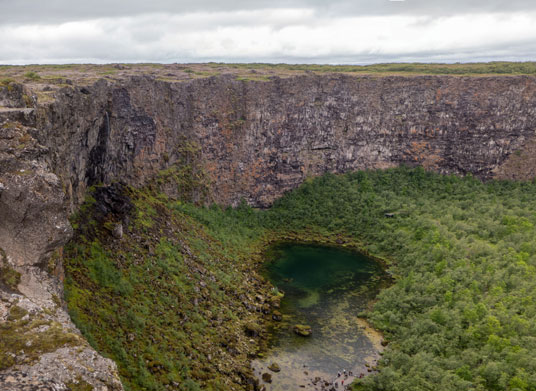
[253,244,386,390]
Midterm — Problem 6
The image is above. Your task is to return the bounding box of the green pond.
[252,244,387,390]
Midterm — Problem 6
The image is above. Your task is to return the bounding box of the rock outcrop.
[1,69,536,389]
[0,84,122,391]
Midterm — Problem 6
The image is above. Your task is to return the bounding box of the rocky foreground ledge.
[1,64,536,390]
[0,82,123,390]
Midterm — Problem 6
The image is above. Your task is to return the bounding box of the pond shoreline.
[251,238,391,390]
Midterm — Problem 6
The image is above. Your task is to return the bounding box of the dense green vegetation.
[66,167,536,390]
[178,167,536,391]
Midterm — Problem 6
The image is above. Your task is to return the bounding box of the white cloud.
[1,9,535,64]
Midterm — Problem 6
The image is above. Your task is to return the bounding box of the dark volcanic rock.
[28,74,536,210]
[93,183,132,220]
[272,310,283,321]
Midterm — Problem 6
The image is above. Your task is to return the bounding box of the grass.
[0,78,16,86]
[214,61,536,76]
[0,247,21,290]
[23,71,41,81]
[235,75,272,82]
[64,184,270,391]
[1,62,536,89]
[66,378,94,391]
[0,266,21,290]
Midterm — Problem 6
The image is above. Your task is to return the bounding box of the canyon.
[1,64,536,390]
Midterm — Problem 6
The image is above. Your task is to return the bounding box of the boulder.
[293,324,312,337]
[268,363,281,372]
[272,311,282,321]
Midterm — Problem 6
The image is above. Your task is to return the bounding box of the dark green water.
[252,244,386,390]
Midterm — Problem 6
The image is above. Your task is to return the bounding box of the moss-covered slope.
[64,185,272,391]
[65,167,536,391]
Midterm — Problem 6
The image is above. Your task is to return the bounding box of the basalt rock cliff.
[1,68,536,390]
[33,74,536,208]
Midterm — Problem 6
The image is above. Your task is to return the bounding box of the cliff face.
[5,73,535,269]
[1,72,536,389]
[187,75,536,206]
[33,74,536,209]
[0,84,122,390]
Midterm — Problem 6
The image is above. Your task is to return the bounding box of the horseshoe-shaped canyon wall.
[32,74,536,210]
[1,73,536,389]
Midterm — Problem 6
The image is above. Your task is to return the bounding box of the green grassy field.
[211,61,536,76]
[2,62,536,88]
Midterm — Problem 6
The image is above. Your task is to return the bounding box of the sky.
[0,0,535,64]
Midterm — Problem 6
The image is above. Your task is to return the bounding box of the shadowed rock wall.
[33,74,536,209]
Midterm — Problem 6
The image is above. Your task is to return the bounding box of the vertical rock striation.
[0,83,122,391]
[31,74,536,208]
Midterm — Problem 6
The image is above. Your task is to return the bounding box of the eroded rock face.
[0,84,123,391]
[0,83,34,108]
[32,74,536,209]
[0,287,123,391]
[190,75,536,206]
[1,72,536,390]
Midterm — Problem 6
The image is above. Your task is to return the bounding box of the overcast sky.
[1,0,535,64]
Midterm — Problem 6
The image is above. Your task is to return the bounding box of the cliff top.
[2,61,536,105]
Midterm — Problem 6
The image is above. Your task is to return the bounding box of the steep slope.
[63,183,272,391]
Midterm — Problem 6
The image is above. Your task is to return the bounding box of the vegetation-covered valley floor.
[65,167,536,391]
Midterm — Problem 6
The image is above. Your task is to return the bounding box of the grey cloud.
[1,0,536,25]
[0,1,535,64]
